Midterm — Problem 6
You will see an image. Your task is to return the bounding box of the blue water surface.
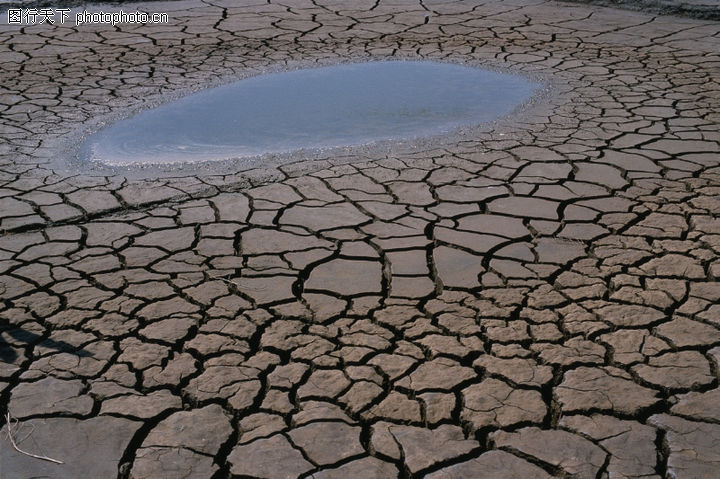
[80,61,540,165]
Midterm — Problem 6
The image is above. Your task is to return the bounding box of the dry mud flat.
[1,0,720,478]
[562,0,720,20]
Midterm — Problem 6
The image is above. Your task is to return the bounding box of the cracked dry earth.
[1,0,720,478]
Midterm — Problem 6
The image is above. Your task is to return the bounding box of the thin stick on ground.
[4,412,64,465]
[218,276,267,291]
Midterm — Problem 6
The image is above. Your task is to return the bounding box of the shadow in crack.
[0,327,93,364]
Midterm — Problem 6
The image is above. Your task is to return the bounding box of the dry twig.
[4,412,64,465]
[218,276,267,291]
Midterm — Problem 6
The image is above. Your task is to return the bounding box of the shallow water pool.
[79,61,541,165]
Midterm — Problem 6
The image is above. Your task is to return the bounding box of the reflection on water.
[79,61,541,165]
